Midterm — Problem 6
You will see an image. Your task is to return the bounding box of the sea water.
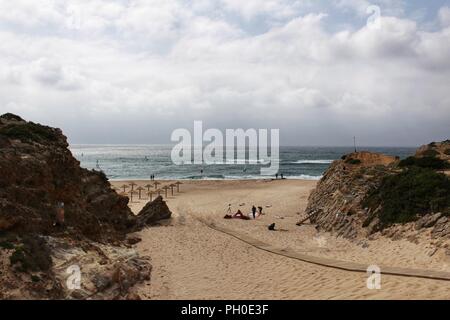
[70,145,416,180]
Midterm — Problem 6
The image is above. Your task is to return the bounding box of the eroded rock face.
[48,237,151,300]
[305,146,450,241]
[305,152,397,239]
[0,114,156,299]
[0,236,151,300]
[415,140,450,162]
[0,114,137,242]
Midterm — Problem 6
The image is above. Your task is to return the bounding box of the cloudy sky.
[0,0,449,146]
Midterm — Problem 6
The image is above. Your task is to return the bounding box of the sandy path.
[113,180,450,299]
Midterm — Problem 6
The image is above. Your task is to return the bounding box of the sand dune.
[112,179,450,299]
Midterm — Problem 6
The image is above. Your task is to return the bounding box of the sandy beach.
[112,179,450,300]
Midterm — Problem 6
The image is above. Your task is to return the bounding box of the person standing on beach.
[258,206,263,216]
[54,202,65,227]
[252,205,257,219]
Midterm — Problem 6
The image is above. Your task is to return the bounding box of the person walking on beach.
[275,173,278,179]
[252,205,257,219]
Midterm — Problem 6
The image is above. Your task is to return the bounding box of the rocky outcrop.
[0,113,136,242]
[48,237,151,300]
[135,196,172,227]
[415,140,450,162]
[0,113,170,299]
[305,144,450,241]
[305,152,397,238]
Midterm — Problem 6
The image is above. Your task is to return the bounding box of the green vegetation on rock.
[399,156,450,170]
[421,149,439,157]
[345,158,361,165]
[0,122,59,144]
[9,236,52,272]
[363,167,450,228]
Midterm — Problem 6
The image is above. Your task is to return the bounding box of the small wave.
[212,159,271,165]
[285,174,323,180]
[288,160,334,164]
[182,174,226,180]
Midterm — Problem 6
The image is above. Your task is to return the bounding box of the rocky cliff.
[305,152,398,238]
[305,145,450,240]
[0,113,136,242]
[415,140,450,161]
[0,113,170,299]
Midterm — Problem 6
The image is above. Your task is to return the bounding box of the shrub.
[0,113,24,121]
[0,241,15,250]
[422,149,439,157]
[9,235,52,272]
[345,158,361,165]
[399,156,450,170]
[0,122,59,144]
[363,167,450,228]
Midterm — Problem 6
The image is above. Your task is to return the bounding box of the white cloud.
[438,6,450,27]
[0,0,449,145]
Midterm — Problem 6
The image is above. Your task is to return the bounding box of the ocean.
[70,145,416,181]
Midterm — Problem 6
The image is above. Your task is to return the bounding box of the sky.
[0,0,449,146]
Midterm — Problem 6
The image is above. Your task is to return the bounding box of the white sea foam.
[289,160,334,164]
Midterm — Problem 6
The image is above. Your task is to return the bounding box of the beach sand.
[112,179,450,299]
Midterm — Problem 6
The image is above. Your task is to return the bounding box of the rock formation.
[136,196,172,227]
[305,152,398,238]
[0,113,135,242]
[0,113,171,299]
[305,145,450,240]
[415,140,450,162]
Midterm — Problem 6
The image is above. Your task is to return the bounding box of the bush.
[0,241,15,250]
[363,167,450,228]
[399,156,450,170]
[0,122,59,144]
[0,113,24,121]
[9,235,52,272]
[422,149,439,157]
[345,158,361,165]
